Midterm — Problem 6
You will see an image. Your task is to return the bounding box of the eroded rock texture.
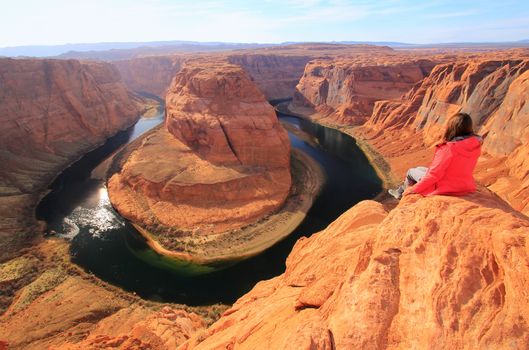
[227,54,312,100]
[0,58,143,260]
[113,55,186,97]
[291,58,437,125]
[108,60,291,236]
[361,56,529,214]
[181,191,529,349]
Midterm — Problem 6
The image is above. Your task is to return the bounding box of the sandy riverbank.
[276,102,399,192]
[109,146,325,271]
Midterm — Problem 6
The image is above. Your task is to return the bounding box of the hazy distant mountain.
[281,40,529,49]
[2,39,529,60]
[55,43,276,61]
[332,41,416,47]
[331,40,529,49]
[0,41,275,59]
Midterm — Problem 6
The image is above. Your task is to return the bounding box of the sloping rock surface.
[181,191,529,349]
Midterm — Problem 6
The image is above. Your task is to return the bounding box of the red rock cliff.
[180,190,529,349]
[227,54,312,100]
[0,58,144,260]
[360,55,529,214]
[111,44,399,101]
[113,55,186,97]
[290,58,438,125]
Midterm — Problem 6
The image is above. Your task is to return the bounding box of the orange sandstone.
[181,190,529,349]
[291,58,438,125]
[108,59,294,258]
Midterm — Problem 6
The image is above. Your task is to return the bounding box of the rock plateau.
[291,58,438,125]
[108,59,309,264]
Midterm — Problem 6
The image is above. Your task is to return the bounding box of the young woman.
[388,113,482,199]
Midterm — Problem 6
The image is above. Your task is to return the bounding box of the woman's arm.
[409,146,453,195]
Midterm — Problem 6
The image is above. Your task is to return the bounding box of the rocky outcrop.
[108,59,294,260]
[291,58,438,125]
[113,55,186,97]
[0,58,144,260]
[476,68,529,214]
[180,190,529,349]
[0,239,212,350]
[53,307,205,350]
[360,56,529,214]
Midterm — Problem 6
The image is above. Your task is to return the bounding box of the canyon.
[107,59,323,265]
[1,44,529,349]
[0,58,144,261]
[351,52,529,215]
[111,43,399,101]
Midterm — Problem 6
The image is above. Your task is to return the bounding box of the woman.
[388,113,482,199]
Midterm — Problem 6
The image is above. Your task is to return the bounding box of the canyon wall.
[113,55,187,97]
[227,54,312,100]
[113,53,312,101]
[0,58,144,260]
[361,56,529,214]
[111,44,398,102]
[108,59,292,241]
[181,190,529,349]
[290,57,438,125]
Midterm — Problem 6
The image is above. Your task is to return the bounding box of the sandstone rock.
[0,239,208,350]
[111,43,398,102]
[476,69,529,214]
[54,307,205,350]
[291,58,437,125]
[360,55,529,214]
[113,55,186,97]
[227,54,312,100]
[108,59,292,240]
[0,58,144,260]
[181,191,529,349]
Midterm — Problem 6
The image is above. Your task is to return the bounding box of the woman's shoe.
[388,188,402,200]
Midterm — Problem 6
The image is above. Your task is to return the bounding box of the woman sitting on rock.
[388,112,482,199]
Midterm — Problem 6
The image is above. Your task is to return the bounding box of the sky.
[1,0,529,47]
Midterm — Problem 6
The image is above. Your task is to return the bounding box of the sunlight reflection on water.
[59,186,124,239]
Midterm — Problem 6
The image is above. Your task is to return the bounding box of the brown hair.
[443,112,474,142]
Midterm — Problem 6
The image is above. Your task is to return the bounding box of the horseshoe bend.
[1,35,529,350]
[107,59,323,266]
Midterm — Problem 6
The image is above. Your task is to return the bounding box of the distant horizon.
[2,37,529,50]
[2,38,529,59]
[2,0,529,49]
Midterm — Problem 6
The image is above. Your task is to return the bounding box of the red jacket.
[412,136,481,196]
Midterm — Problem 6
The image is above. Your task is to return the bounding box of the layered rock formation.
[227,54,312,100]
[290,58,438,125]
[0,58,144,260]
[113,55,187,97]
[112,44,398,102]
[358,55,529,214]
[181,190,529,349]
[108,59,295,261]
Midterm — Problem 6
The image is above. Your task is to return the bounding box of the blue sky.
[1,0,529,47]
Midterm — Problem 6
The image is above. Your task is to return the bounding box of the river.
[36,108,382,305]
